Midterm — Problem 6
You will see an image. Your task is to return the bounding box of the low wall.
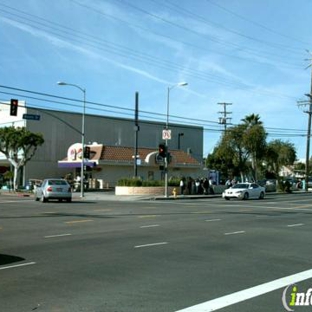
[115,186,175,196]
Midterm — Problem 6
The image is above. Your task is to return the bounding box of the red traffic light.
[158,144,167,158]
[10,99,18,116]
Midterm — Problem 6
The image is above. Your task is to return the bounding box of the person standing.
[180,178,185,195]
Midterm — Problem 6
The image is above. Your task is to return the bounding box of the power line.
[0,85,307,138]
[150,0,304,56]
[0,3,303,98]
[205,0,310,47]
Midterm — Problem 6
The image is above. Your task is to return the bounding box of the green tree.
[265,139,297,184]
[206,146,237,180]
[0,126,44,190]
[241,113,262,127]
[217,124,250,181]
[241,114,266,181]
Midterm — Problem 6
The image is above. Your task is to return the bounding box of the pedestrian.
[195,179,200,194]
[209,178,215,194]
[180,178,185,195]
[225,178,232,188]
[203,178,209,195]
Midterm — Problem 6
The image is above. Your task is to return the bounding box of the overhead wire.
[0,3,303,100]
[0,85,306,139]
[112,0,304,63]
[71,0,302,70]
[205,0,310,47]
[149,0,304,56]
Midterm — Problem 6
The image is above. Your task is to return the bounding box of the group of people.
[179,177,215,195]
[225,178,237,188]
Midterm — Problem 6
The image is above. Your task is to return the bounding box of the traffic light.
[10,99,18,116]
[158,143,166,158]
[84,146,91,159]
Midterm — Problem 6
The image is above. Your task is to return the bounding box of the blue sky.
[1,0,312,160]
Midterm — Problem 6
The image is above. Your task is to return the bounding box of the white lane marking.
[44,233,72,238]
[134,242,168,248]
[138,215,159,219]
[0,262,36,271]
[140,224,160,228]
[205,219,221,222]
[287,223,304,227]
[175,268,312,312]
[224,231,245,236]
[65,219,94,224]
[0,200,33,204]
[243,205,312,212]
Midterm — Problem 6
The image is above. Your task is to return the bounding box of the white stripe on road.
[44,233,72,238]
[0,200,32,204]
[175,268,312,312]
[140,225,160,228]
[65,219,94,224]
[224,231,245,236]
[205,219,221,222]
[0,262,36,271]
[287,223,304,227]
[134,242,168,248]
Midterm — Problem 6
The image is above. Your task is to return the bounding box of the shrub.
[117,178,142,186]
[117,177,180,187]
[142,180,164,187]
[168,178,180,187]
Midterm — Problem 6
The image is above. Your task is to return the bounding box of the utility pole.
[133,92,140,177]
[297,57,312,192]
[218,102,232,131]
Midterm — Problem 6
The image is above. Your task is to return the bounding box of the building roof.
[59,144,202,168]
[99,145,201,166]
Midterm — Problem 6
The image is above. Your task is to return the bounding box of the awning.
[58,161,97,168]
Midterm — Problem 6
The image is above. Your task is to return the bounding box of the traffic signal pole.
[165,87,170,198]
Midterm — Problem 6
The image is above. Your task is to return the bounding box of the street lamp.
[57,81,86,197]
[165,82,188,198]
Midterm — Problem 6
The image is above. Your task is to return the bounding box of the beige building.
[0,100,204,188]
[59,143,202,188]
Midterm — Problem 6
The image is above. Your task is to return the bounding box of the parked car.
[35,178,72,203]
[222,182,265,200]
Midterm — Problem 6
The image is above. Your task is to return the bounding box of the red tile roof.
[100,145,201,166]
[62,144,201,167]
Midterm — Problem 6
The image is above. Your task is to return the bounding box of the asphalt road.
[1,193,312,312]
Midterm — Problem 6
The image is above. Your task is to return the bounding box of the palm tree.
[241,113,262,127]
[241,114,266,181]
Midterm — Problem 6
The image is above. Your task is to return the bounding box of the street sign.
[23,114,40,121]
[162,129,171,140]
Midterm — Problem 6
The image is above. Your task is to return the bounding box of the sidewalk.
[72,191,220,201]
[0,189,219,201]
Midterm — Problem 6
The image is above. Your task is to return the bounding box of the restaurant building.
[0,100,204,188]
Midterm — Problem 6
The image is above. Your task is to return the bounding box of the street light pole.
[165,82,188,198]
[57,81,86,197]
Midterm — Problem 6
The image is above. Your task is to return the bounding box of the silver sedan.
[35,178,72,203]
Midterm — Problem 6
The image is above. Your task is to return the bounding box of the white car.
[222,183,265,200]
